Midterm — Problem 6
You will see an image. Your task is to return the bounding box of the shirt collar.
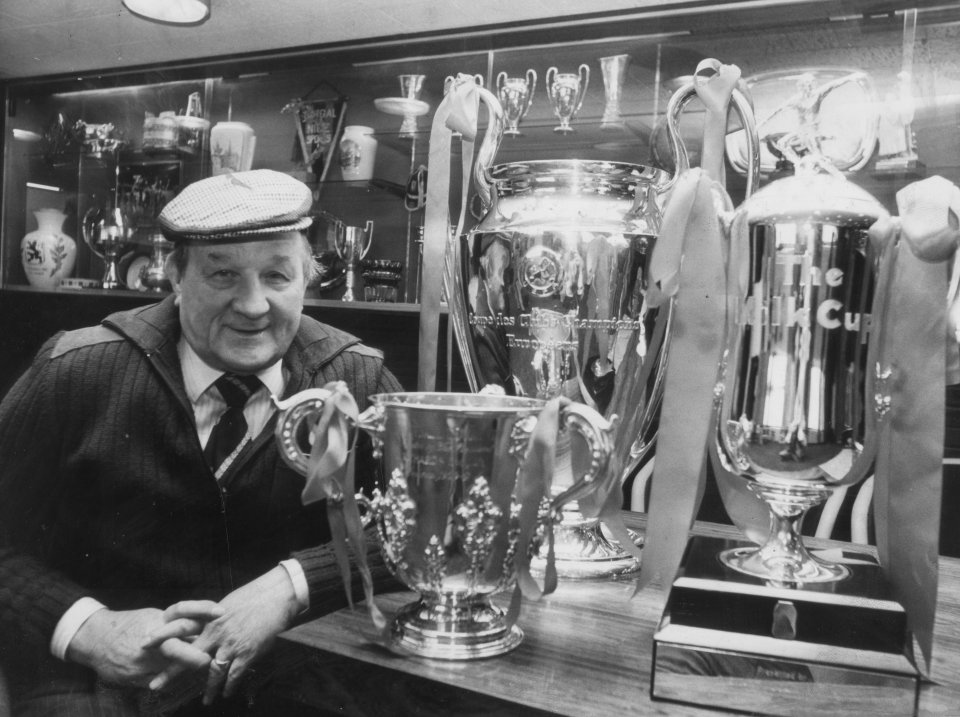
[178,337,285,403]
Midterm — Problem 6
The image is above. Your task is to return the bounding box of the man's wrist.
[279,559,310,614]
[51,597,107,661]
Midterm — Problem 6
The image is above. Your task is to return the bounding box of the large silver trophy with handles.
[276,391,615,660]
[652,66,921,717]
[445,78,760,578]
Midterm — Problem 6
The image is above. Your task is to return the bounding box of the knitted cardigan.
[0,296,402,697]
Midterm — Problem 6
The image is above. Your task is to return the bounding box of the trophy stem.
[392,594,523,660]
[720,479,849,584]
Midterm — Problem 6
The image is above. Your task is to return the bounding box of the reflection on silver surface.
[712,169,888,583]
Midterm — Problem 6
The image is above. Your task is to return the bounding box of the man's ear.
[164,254,183,299]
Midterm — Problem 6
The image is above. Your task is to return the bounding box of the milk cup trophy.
[599,54,630,130]
[334,220,373,302]
[546,64,589,134]
[496,69,536,136]
[275,391,616,660]
[651,72,921,716]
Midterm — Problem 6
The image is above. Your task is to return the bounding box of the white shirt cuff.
[279,559,310,613]
[50,597,107,660]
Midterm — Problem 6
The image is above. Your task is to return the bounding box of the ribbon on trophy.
[636,62,751,592]
[418,74,483,391]
[300,381,388,634]
[865,175,960,671]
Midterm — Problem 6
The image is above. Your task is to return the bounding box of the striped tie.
[204,373,262,473]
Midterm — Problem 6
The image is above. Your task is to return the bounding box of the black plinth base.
[650,535,921,716]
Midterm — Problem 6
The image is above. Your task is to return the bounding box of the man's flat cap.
[159,169,312,242]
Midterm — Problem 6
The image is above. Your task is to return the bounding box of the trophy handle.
[545,66,557,97]
[81,205,105,260]
[547,401,616,510]
[273,387,340,476]
[525,68,537,110]
[361,220,374,258]
[662,81,760,198]
[574,63,590,115]
[470,86,507,212]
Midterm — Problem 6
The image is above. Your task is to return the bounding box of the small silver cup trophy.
[82,192,132,289]
[496,69,537,136]
[334,220,373,302]
[275,391,616,660]
[546,64,589,134]
[599,54,630,130]
[398,74,426,138]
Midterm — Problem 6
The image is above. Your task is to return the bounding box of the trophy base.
[503,128,523,137]
[532,522,642,580]
[873,155,925,177]
[391,596,524,660]
[553,125,575,134]
[651,535,921,716]
[720,544,849,584]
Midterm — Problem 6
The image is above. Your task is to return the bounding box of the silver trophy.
[496,69,536,137]
[276,391,615,660]
[334,220,373,302]
[82,192,132,289]
[599,54,630,130]
[398,73,426,138]
[445,83,759,578]
[710,161,887,583]
[546,64,589,134]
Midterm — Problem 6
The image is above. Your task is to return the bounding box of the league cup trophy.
[650,67,925,716]
[599,54,630,130]
[275,390,616,660]
[398,74,427,138]
[496,69,536,137]
[334,220,373,302]
[445,76,760,579]
[546,64,589,134]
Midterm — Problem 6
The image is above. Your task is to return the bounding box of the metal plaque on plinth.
[651,534,920,717]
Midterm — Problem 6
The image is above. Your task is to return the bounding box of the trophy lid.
[740,169,888,227]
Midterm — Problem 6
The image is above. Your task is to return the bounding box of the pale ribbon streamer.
[418,75,481,391]
[300,381,388,634]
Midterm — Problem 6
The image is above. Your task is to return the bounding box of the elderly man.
[0,170,402,715]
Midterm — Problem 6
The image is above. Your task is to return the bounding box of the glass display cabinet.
[2,0,959,407]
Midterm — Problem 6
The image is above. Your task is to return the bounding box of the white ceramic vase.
[21,208,76,290]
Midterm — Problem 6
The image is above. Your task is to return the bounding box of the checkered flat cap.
[159,170,313,242]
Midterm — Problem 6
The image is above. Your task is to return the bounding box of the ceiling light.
[122,0,210,25]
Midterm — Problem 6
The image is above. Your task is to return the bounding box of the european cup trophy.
[82,192,131,289]
[445,74,760,578]
[496,69,536,137]
[546,64,589,134]
[275,390,615,660]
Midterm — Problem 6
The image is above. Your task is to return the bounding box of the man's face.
[169,233,307,373]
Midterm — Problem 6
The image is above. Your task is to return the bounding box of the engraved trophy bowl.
[82,193,132,289]
[711,165,889,584]
[334,220,373,302]
[276,391,614,660]
[446,78,760,579]
[546,64,589,134]
[599,54,630,131]
[496,69,537,137]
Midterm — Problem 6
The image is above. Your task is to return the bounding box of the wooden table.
[280,513,960,716]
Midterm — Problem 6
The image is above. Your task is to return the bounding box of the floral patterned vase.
[21,208,77,290]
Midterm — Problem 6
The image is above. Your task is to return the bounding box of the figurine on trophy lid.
[546,64,589,134]
[275,390,616,660]
[496,69,536,137]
